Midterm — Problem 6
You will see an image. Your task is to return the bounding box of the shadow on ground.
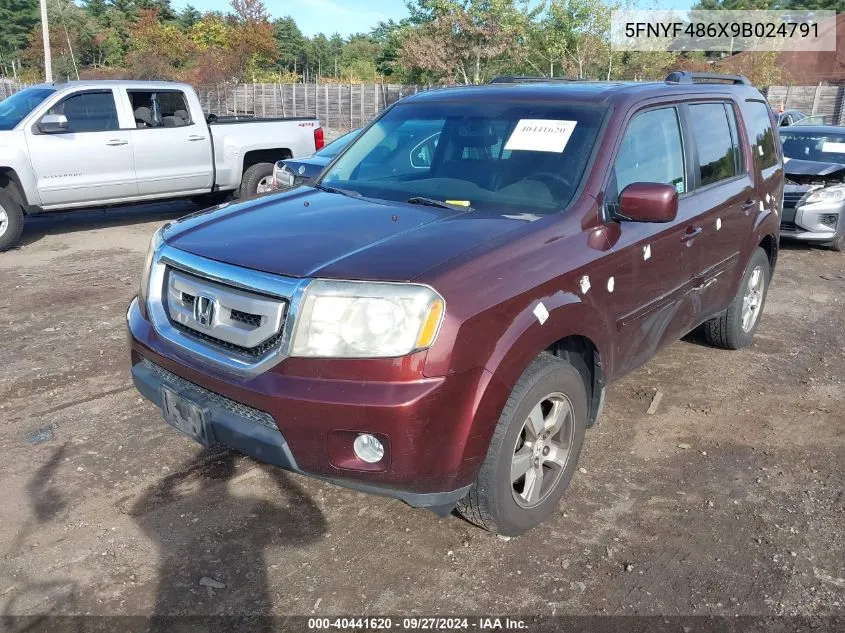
[128,448,326,629]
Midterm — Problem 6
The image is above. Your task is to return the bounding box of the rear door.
[125,89,213,197]
[605,105,701,376]
[25,89,137,207]
[681,101,756,319]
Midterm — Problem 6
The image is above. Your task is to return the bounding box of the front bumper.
[127,298,481,513]
[780,197,842,242]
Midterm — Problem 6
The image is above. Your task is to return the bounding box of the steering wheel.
[531,171,574,192]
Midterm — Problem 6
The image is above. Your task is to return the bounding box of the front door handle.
[106,139,128,146]
[681,226,703,242]
[188,135,206,142]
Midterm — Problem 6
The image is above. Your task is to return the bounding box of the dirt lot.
[0,204,843,621]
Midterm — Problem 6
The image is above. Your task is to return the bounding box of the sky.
[172,0,697,38]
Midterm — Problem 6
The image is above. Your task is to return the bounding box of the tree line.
[0,0,839,87]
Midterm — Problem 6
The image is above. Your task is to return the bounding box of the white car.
[0,80,324,251]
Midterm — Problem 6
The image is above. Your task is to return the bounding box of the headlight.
[805,185,845,205]
[291,280,445,358]
[138,226,165,314]
[272,162,295,189]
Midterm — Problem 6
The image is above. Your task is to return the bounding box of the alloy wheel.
[511,392,575,508]
[741,265,765,332]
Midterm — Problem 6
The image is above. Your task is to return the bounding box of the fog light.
[353,434,384,463]
[820,214,838,228]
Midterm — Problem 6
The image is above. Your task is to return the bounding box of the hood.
[784,158,845,186]
[164,188,529,281]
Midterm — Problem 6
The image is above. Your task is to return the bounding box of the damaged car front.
[780,127,845,251]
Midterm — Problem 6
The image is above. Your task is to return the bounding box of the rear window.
[745,100,778,170]
[129,90,191,128]
[688,103,739,186]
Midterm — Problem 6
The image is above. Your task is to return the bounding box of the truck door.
[125,89,213,197]
[604,105,701,376]
[25,89,137,207]
[680,101,757,320]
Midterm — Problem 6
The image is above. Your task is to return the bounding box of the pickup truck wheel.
[240,163,275,199]
[0,189,24,252]
[703,247,770,350]
[457,353,587,536]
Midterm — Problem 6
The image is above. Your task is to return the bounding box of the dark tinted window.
[129,90,191,128]
[47,91,118,133]
[745,100,778,170]
[689,103,737,186]
[614,107,686,194]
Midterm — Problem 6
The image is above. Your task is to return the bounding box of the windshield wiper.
[312,183,362,199]
[407,196,473,210]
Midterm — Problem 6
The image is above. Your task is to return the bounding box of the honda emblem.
[193,294,215,327]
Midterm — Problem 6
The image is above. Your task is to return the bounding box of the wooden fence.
[198,83,427,131]
[4,78,845,128]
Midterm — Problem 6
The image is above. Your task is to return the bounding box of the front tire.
[457,353,588,536]
[826,230,845,252]
[239,163,275,199]
[0,188,24,253]
[703,247,770,349]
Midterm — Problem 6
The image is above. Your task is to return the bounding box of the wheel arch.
[242,148,292,173]
[451,294,613,488]
[0,167,29,213]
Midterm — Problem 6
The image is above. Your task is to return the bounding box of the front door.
[603,105,700,376]
[25,89,137,207]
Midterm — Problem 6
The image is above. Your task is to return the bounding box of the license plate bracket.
[161,386,214,447]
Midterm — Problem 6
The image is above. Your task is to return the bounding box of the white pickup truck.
[0,80,323,251]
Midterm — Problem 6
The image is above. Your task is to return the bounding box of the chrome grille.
[141,359,277,430]
[783,191,806,208]
[165,268,287,357]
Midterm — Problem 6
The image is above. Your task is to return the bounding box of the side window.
[46,91,118,133]
[688,103,738,186]
[410,133,441,168]
[614,107,686,195]
[129,91,191,128]
[745,100,778,170]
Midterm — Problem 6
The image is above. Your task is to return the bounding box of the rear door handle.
[188,135,206,142]
[742,199,757,212]
[106,139,128,146]
[681,226,703,242]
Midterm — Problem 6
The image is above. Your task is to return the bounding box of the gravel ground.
[0,203,843,621]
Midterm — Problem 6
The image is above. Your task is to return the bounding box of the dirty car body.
[128,75,782,535]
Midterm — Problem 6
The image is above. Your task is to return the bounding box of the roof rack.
[665,71,751,86]
[488,75,576,84]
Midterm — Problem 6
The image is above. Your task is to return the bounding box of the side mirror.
[38,114,69,134]
[617,182,678,223]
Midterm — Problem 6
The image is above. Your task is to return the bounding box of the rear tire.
[457,353,588,536]
[0,188,24,253]
[239,163,275,199]
[703,247,770,350]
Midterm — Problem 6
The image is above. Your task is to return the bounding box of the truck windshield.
[0,87,56,131]
[319,100,606,213]
[781,131,845,164]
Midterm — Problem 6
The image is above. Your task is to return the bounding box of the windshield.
[0,87,55,131]
[319,100,606,213]
[316,129,360,159]
[781,131,845,164]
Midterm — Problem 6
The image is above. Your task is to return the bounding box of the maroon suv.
[128,72,782,536]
